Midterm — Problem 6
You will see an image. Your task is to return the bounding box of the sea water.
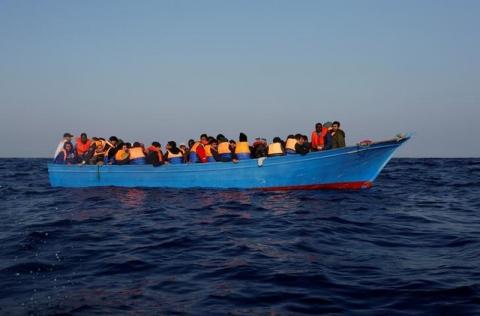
[0,158,479,315]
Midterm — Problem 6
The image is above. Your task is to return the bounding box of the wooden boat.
[48,135,410,190]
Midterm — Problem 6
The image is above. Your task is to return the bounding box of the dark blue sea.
[1,158,479,315]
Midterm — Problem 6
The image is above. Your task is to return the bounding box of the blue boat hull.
[48,137,409,190]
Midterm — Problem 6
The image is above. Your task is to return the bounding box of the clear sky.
[0,0,479,157]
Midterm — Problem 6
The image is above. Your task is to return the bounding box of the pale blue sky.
[0,0,479,157]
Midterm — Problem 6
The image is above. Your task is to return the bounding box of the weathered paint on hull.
[48,137,409,190]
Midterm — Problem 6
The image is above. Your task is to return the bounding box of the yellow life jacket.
[204,144,213,157]
[115,149,129,161]
[129,147,145,160]
[235,141,250,154]
[167,150,183,159]
[190,142,201,153]
[218,142,231,155]
[268,143,283,155]
[285,138,297,151]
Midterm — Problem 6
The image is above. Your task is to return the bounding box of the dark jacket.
[145,149,164,167]
[295,143,309,155]
[331,130,346,148]
[324,132,333,150]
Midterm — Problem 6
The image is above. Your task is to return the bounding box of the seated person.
[104,136,121,164]
[295,135,310,155]
[146,142,164,167]
[165,141,184,164]
[208,139,221,162]
[75,133,92,157]
[285,134,297,155]
[90,138,107,165]
[114,143,130,165]
[204,139,217,162]
[267,137,285,157]
[217,134,232,162]
[54,132,74,159]
[129,142,146,165]
[235,133,251,160]
[53,142,76,164]
[252,138,268,158]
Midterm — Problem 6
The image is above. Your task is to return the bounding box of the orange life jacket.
[129,147,145,160]
[115,149,129,161]
[268,143,283,155]
[76,137,91,155]
[190,142,201,153]
[218,142,231,155]
[285,138,297,151]
[235,141,250,154]
[204,144,213,157]
[311,128,328,149]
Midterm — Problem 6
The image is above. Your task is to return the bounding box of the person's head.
[80,133,88,143]
[152,141,161,148]
[332,121,341,131]
[125,142,132,149]
[133,142,141,148]
[64,142,73,152]
[109,136,118,145]
[63,133,73,141]
[211,140,218,150]
[216,134,226,142]
[287,134,294,140]
[298,137,305,145]
[315,123,323,133]
[239,132,248,142]
[179,143,186,151]
[208,136,215,144]
[302,135,308,142]
[167,141,177,149]
[273,137,282,143]
[188,139,195,148]
[295,133,302,141]
[200,133,208,145]
[229,140,236,148]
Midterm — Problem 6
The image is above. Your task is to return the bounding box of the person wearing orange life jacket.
[165,141,184,164]
[285,134,297,155]
[204,137,217,162]
[114,143,130,165]
[311,122,329,151]
[217,134,233,162]
[75,133,92,157]
[89,138,107,165]
[235,132,251,160]
[146,141,164,167]
[189,134,208,163]
[129,142,146,165]
[267,137,285,157]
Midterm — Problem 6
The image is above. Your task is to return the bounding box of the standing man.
[331,121,346,148]
[310,123,328,151]
[54,132,74,158]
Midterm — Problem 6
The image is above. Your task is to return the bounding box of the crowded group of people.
[53,121,346,166]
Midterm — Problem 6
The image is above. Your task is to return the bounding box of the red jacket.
[195,144,208,163]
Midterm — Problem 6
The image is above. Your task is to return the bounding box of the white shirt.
[54,139,67,158]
